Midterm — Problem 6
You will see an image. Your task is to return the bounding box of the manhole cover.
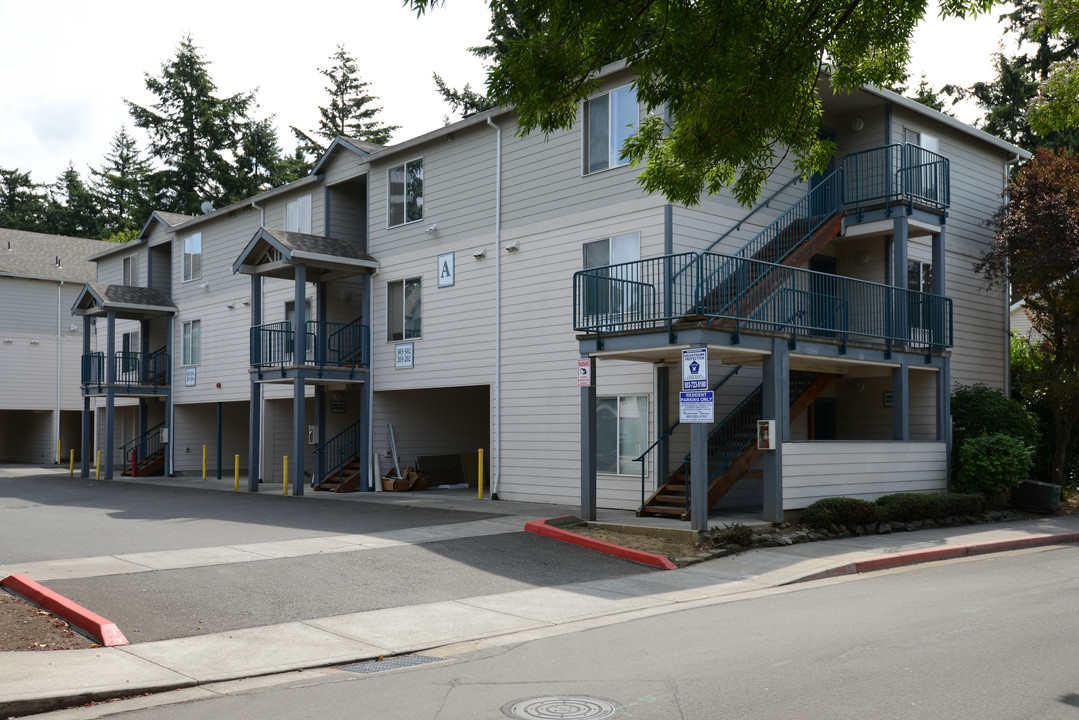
[503,696,618,719]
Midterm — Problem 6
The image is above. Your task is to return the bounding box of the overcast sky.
[0,1,1013,184]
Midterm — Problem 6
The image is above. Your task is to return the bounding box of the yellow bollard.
[57,438,61,464]
[478,448,484,500]
[95,450,101,481]
[202,445,207,480]
[69,449,74,477]
[283,455,289,497]
[234,455,240,493]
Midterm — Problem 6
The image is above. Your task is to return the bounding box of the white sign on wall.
[437,252,455,288]
[577,359,591,387]
[395,342,414,369]
[185,367,197,387]
[679,391,714,423]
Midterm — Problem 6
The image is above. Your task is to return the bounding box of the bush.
[951,385,1039,479]
[955,433,1034,499]
[800,497,880,528]
[874,492,985,522]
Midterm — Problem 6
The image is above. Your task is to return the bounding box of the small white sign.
[682,348,708,391]
[185,367,196,387]
[395,342,414,369]
[437,252,455,288]
[679,391,714,423]
[577,359,592,387]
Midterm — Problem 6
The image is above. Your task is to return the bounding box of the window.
[582,232,641,317]
[388,158,423,227]
[907,259,935,333]
[122,256,138,286]
[182,319,201,366]
[183,233,202,282]
[285,195,312,234]
[285,299,313,328]
[584,85,639,174]
[387,278,422,341]
[121,330,140,373]
[597,395,648,475]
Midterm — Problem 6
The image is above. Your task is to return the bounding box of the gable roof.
[232,227,378,281]
[0,228,113,282]
[310,135,384,176]
[71,282,176,319]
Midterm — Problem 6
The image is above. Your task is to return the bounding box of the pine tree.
[234,118,307,198]
[90,127,153,238]
[44,164,102,238]
[291,45,399,163]
[0,168,47,232]
[127,34,255,214]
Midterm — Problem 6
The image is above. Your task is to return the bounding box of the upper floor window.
[388,158,424,227]
[285,299,313,328]
[122,255,138,286]
[903,127,938,153]
[183,233,202,282]
[285,194,312,234]
[584,85,639,174]
[387,277,422,341]
[182,319,201,366]
[582,232,641,317]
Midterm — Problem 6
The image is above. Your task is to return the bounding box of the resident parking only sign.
[680,391,714,423]
[682,348,707,391]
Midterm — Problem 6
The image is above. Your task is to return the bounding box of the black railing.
[120,422,166,472]
[313,420,363,487]
[251,321,369,371]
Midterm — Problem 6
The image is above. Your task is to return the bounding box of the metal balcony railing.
[842,143,950,219]
[81,350,169,392]
[250,321,369,371]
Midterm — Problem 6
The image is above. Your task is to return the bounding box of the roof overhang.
[70,283,177,319]
[232,227,378,281]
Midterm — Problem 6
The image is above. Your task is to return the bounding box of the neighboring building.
[0,228,113,463]
[1010,299,1041,342]
[73,65,1028,528]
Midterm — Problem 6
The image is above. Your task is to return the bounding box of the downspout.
[56,281,63,463]
[250,200,265,227]
[1002,151,1022,398]
[487,116,502,498]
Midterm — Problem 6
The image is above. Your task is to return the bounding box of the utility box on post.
[757,420,776,450]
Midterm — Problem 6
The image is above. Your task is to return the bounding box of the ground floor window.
[597,395,648,475]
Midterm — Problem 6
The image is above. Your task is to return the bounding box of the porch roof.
[231,227,379,281]
[71,283,177,319]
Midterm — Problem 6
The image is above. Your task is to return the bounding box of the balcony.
[250,320,369,377]
[82,350,170,394]
[572,252,952,356]
[842,143,950,220]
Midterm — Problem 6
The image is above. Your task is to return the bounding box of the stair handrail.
[636,366,742,511]
[119,421,166,468]
[313,420,363,484]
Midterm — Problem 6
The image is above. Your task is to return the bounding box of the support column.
[690,415,708,533]
[762,337,789,523]
[580,355,597,521]
[292,265,307,496]
[313,282,327,488]
[359,274,373,491]
[893,215,909,343]
[164,314,174,477]
[138,320,149,446]
[80,315,91,478]
[931,229,947,351]
[938,359,952,490]
[656,365,670,498]
[104,311,116,480]
[216,401,223,479]
[893,362,909,441]
[249,274,263,491]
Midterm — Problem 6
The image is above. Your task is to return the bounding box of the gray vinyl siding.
[327,178,367,247]
[829,105,890,159]
[150,243,171,293]
[372,386,489,473]
[782,441,946,509]
[171,401,250,476]
[320,147,370,187]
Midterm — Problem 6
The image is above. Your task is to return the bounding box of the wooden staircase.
[313,455,364,492]
[121,448,165,477]
[639,371,838,519]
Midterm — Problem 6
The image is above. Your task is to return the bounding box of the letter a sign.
[437,252,455,288]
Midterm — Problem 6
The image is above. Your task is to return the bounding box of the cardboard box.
[382,476,409,492]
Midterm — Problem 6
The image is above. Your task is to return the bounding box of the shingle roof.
[153,211,194,227]
[0,228,113,282]
[259,228,376,262]
[84,282,176,309]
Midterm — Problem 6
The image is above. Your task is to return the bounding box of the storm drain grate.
[338,654,444,674]
[503,696,619,719]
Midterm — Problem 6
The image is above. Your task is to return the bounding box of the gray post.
[104,311,116,480]
[939,359,952,490]
[216,401,223,479]
[931,229,946,350]
[893,363,909,441]
[656,365,670,492]
[359,274,373,491]
[164,314,174,477]
[690,418,708,532]
[761,337,789,523]
[80,315,91,477]
[292,264,307,496]
[893,215,909,342]
[249,274,262,491]
[580,355,597,521]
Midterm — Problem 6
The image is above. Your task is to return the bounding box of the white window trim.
[285,194,312,234]
[386,157,425,228]
[582,83,639,176]
[122,255,138,287]
[181,319,201,367]
[182,232,202,283]
[386,277,422,342]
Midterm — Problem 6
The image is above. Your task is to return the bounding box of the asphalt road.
[74,546,1079,719]
[0,470,654,642]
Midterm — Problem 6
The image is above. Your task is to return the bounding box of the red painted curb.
[850,532,1079,577]
[2,574,129,646]
[525,517,680,570]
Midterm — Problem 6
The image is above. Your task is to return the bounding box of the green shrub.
[951,385,1039,479]
[955,433,1034,499]
[800,497,880,528]
[874,492,985,521]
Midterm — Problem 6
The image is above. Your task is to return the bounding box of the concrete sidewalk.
[3,514,1079,718]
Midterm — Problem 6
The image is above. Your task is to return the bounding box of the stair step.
[643,505,686,516]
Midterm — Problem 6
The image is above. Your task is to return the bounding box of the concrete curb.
[1,573,129,647]
[525,516,680,570]
[793,531,1079,584]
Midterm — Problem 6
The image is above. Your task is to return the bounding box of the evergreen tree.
[90,127,153,238]
[291,45,398,163]
[44,164,102,238]
[127,34,255,214]
[234,118,307,197]
[0,167,47,231]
